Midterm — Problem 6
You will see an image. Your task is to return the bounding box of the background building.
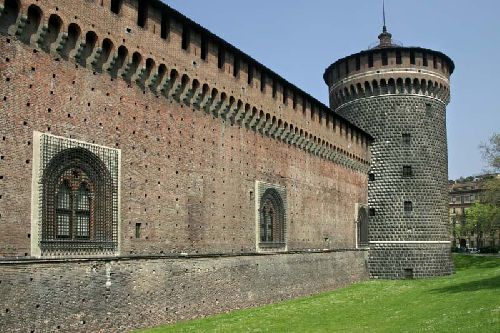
[449,174,500,248]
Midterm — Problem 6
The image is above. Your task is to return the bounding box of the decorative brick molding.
[31,132,121,257]
[255,181,287,252]
[0,0,371,174]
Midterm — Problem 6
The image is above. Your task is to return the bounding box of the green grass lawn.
[140,255,500,333]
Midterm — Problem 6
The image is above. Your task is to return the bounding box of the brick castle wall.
[0,0,371,257]
[0,250,369,332]
[0,0,372,330]
[0,32,368,256]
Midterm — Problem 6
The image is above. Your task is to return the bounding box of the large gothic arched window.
[259,188,285,248]
[41,147,116,254]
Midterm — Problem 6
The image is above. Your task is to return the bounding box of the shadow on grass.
[453,254,500,271]
[431,275,500,294]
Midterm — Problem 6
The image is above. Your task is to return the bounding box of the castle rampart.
[0,0,372,258]
[0,1,373,330]
[1,0,372,164]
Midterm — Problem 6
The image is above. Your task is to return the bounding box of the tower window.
[410,50,415,65]
[218,45,225,69]
[433,55,438,69]
[396,50,402,64]
[403,165,413,177]
[233,57,240,77]
[404,201,413,212]
[200,35,208,60]
[260,72,266,92]
[369,208,376,217]
[137,0,148,28]
[272,79,277,98]
[422,53,428,66]
[247,64,253,85]
[402,133,411,145]
[181,26,190,50]
[368,53,374,67]
[426,103,432,116]
[160,13,169,39]
[355,56,361,71]
[110,0,122,14]
[381,51,388,66]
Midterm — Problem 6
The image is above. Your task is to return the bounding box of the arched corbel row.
[0,0,370,173]
[331,75,450,109]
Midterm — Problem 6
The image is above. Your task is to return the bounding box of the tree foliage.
[466,203,499,232]
[465,202,500,246]
[482,176,500,206]
[480,132,500,172]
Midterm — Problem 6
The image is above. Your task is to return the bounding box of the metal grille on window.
[259,188,285,247]
[260,207,275,242]
[56,182,71,238]
[76,184,90,238]
[38,133,119,255]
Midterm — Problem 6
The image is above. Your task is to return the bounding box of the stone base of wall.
[368,243,453,279]
[0,250,368,332]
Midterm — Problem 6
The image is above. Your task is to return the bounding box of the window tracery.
[259,187,285,247]
[36,137,119,256]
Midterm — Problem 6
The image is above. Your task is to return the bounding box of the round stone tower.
[324,26,454,279]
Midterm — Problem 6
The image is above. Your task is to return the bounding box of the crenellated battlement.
[324,46,454,83]
[324,45,453,110]
[0,0,372,170]
[330,75,451,111]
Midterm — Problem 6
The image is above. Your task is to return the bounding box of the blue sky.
[165,0,500,180]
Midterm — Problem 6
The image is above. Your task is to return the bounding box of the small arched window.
[381,51,388,66]
[357,206,369,247]
[259,188,285,247]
